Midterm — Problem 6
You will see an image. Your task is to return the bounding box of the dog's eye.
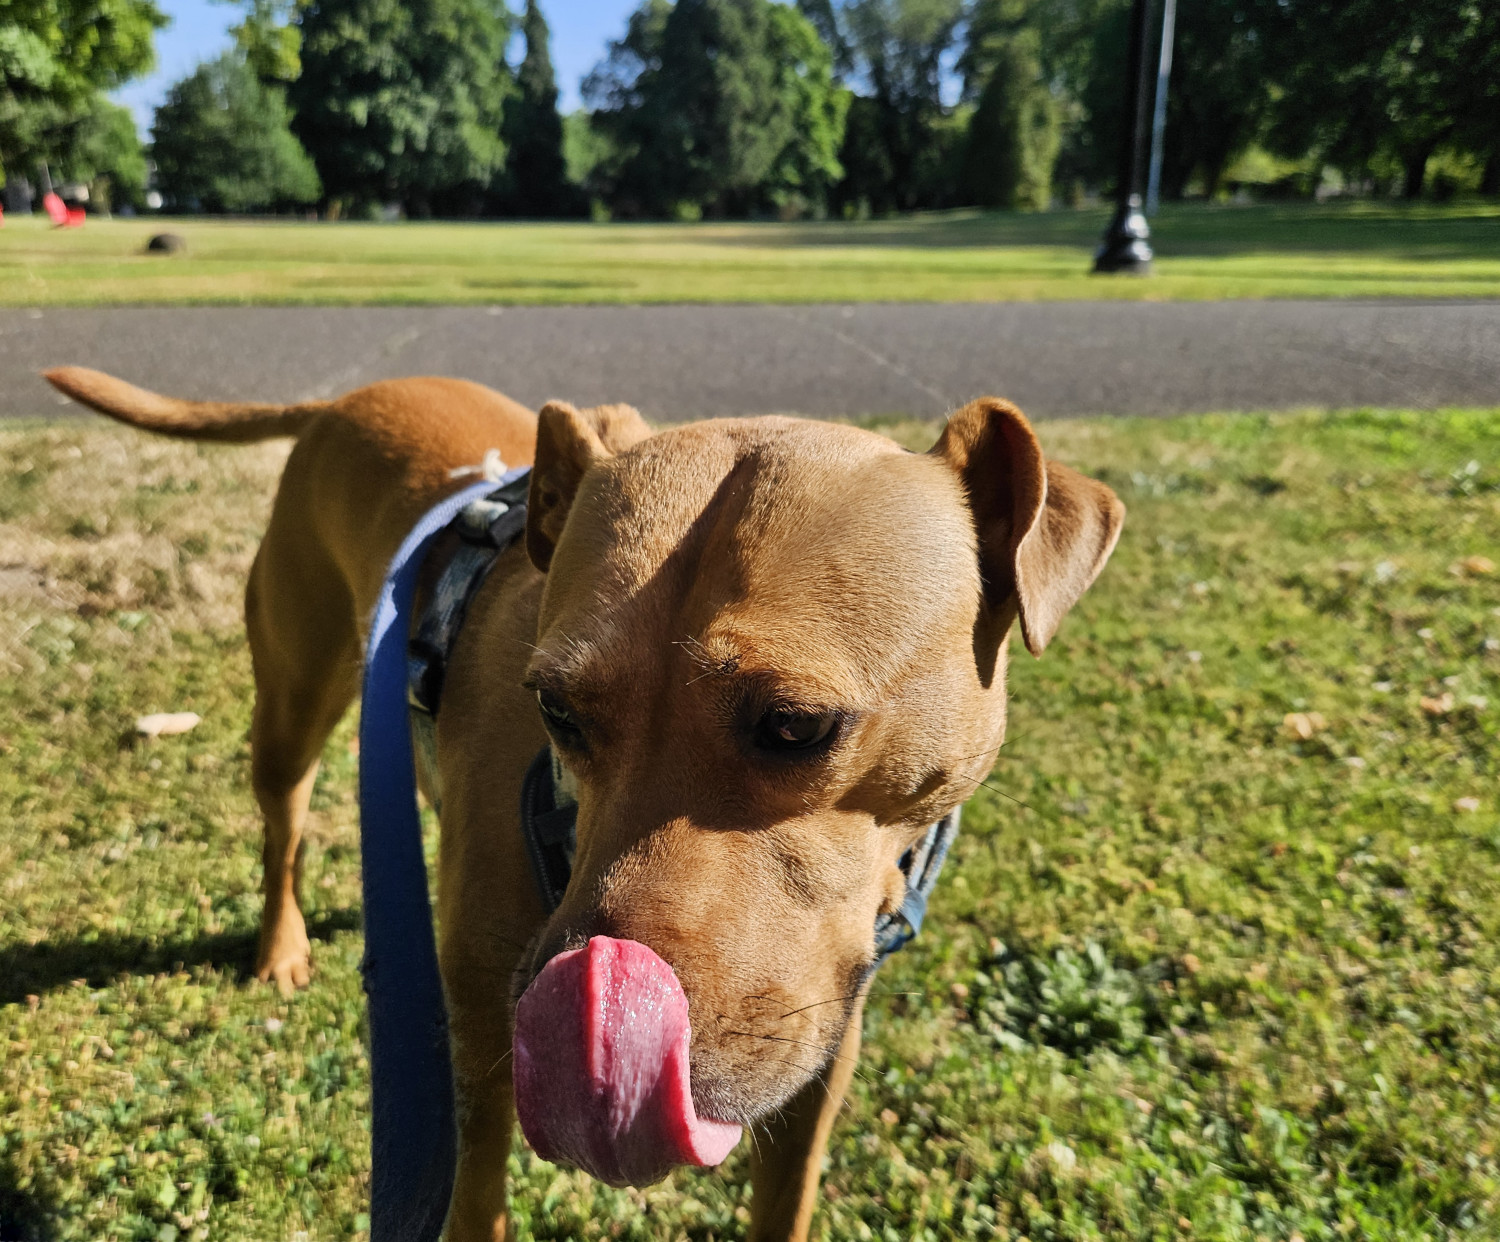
[754,709,839,752]
[536,691,582,742]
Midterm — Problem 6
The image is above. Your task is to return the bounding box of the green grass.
[3,406,1500,1240]
[2,201,1498,306]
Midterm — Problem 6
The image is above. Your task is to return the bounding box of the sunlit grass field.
[2,201,1498,306]
[2,406,1499,1240]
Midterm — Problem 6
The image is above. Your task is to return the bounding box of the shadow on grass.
[0,1160,54,1242]
[689,204,1500,260]
[0,908,361,1006]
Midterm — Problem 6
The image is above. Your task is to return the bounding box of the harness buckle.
[457,498,513,544]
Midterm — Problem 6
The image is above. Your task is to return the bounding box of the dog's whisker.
[763,1055,823,1079]
[482,928,535,955]
[716,1027,865,1076]
[767,992,865,1021]
[976,778,1040,814]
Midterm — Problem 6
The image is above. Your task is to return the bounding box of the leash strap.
[359,470,527,1242]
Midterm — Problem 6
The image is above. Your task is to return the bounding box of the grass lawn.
[1,201,1498,306]
[3,405,1499,1240]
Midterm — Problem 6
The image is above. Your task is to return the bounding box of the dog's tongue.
[513,936,743,1187]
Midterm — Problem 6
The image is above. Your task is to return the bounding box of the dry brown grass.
[0,426,289,675]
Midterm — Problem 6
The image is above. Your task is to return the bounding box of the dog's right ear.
[932,397,1124,656]
[527,400,651,572]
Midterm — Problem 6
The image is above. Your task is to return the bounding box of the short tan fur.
[43,365,1122,1242]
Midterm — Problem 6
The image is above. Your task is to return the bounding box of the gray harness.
[407,471,959,961]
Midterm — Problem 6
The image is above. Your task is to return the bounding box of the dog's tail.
[43,367,326,443]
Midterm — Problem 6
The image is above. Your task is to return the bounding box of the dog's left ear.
[932,397,1124,655]
[527,400,651,572]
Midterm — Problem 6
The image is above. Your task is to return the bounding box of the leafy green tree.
[232,0,304,84]
[562,108,617,210]
[1070,0,1130,192]
[832,0,965,212]
[796,0,850,74]
[289,0,512,215]
[57,96,146,209]
[961,29,1059,209]
[0,0,164,185]
[498,0,575,216]
[965,0,1113,96]
[764,2,850,212]
[1258,0,1492,197]
[964,0,1116,199]
[1452,0,1500,196]
[588,0,846,218]
[967,0,1280,204]
[152,52,320,211]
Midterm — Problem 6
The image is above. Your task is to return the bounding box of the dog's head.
[510,399,1123,1185]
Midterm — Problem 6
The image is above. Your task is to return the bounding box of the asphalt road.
[3,301,1498,423]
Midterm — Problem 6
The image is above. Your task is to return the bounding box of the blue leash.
[358,471,527,1242]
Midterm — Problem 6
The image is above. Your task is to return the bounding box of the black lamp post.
[1093,0,1156,274]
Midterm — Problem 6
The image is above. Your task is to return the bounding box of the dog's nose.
[514,908,636,1006]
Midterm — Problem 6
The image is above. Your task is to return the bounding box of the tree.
[232,0,304,84]
[763,2,850,213]
[152,52,320,211]
[962,0,1117,200]
[587,0,846,218]
[290,0,512,215]
[57,96,146,210]
[0,0,164,185]
[1450,0,1500,196]
[1048,0,1275,201]
[796,0,851,74]
[499,0,574,215]
[961,30,1059,209]
[832,0,966,212]
[960,0,1073,209]
[1258,0,1492,198]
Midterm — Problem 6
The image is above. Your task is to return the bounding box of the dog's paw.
[255,920,312,996]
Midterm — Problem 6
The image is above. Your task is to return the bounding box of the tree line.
[3,0,1497,219]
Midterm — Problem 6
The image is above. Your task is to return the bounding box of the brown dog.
[44,366,1123,1242]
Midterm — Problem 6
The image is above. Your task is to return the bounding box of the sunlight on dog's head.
[515,405,1124,1125]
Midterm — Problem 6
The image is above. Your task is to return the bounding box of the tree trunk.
[1400,145,1433,199]
[1201,157,1226,202]
[1482,151,1500,198]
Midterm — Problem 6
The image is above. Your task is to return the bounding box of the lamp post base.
[1093,194,1153,274]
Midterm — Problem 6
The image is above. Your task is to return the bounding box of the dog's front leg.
[442,949,521,1242]
[446,1066,515,1242]
[437,794,547,1242]
[747,995,866,1242]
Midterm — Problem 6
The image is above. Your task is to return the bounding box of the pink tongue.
[513,936,743,1187]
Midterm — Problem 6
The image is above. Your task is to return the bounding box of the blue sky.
[112,0,641,135]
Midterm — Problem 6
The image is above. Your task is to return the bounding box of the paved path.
[3,301,1498,423]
